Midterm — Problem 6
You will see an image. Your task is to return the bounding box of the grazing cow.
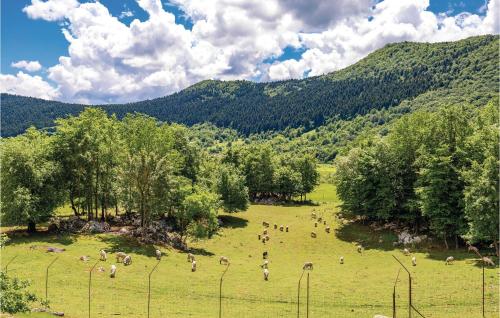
[274,224,278,230]
[314,222,318,228]
[100,250,107,261]
[123,255,132,266]
[482,257,495,266]
[286,226,289,232]
[110,265,116,278]
[191,260,197,272]
[468,244,480,257]
[263,251,268,259]
[263,229,268,235]
[411,256,417,266]
[187,253,195,263]
[311,232,317,238]
[357,245,363,254]
[311,212,317,219]
[403,248,410,256]
[220,256,229,265]
[116,252,127,263]
[258,234,261,240]
[339,256,344,264]
[263,268,269,281]
[155,249,162,260]
[279,225,284,232]
[262,221,269,228]
[445,256,454,265]
[303,262,313,270]
[325,226,330,233]
[261,260,269,269]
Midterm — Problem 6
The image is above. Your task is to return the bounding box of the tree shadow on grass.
[5,230,76,247]
[335,221,398,252]
[98,235,157,258]
[336,221,499,267]
[251,200,320,207]
[184,247,215,257]
[218,215,248,229]
[423,249,499,267]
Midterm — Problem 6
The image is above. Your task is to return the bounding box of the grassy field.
[1,164,498,318]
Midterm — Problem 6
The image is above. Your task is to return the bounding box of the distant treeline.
[334,101,499,254]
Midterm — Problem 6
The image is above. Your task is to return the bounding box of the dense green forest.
[335,101,499,255]
[2,35,498,137]
[0,109,319,238]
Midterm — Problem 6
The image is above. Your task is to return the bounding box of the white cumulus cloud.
[0,72,60,100]
[11,60,42,72]
[22,0,79,21]
[3,0,498,103]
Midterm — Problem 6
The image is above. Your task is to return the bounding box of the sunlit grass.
[1,180,498,318]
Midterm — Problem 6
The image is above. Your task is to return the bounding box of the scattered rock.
[46,246,66,253]
[80,221,111,234]
[128,221,185,249]
[398,231,427,245]
[48,216,86,234]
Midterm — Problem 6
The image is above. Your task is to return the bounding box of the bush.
[0,271,38,313]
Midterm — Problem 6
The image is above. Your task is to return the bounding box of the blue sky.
[0,0,496,103]
[1,0,193,74]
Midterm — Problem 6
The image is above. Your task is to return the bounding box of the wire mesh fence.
[2,250,498,318]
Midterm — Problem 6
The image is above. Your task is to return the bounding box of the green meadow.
[2,166,498,318]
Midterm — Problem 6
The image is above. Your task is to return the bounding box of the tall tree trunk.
[95,160,100,220]
[87,186,92,221]
[101,195,105,221]
[455,235,459,250]
[27,221,36,233]
[495,240,499,257]
[444,235,449,250]
[69,190,78,216]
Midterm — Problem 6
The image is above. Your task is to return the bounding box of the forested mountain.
[1,35,498,137]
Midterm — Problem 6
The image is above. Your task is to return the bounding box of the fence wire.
[3,250,498,318]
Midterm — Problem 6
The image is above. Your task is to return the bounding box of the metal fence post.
[482,260,485,318]
[393,269,401,318]
[392,255,426,318]
[297,270,305,318]
[148,260,161,318]
[4,255,18,274]
[88,261,99,318]
[45,257,58,307]
[219,263,230,318]
[392,255,412,318]
[306,272,310,318]
[409,274,412,318]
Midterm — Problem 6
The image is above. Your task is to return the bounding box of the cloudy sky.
[1,0,498,104]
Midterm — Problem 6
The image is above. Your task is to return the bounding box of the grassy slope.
[2,168,498,318]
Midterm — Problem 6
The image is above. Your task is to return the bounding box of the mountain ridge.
[1,34,498,137]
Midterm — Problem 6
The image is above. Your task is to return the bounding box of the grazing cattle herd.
[63,208,494,284]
